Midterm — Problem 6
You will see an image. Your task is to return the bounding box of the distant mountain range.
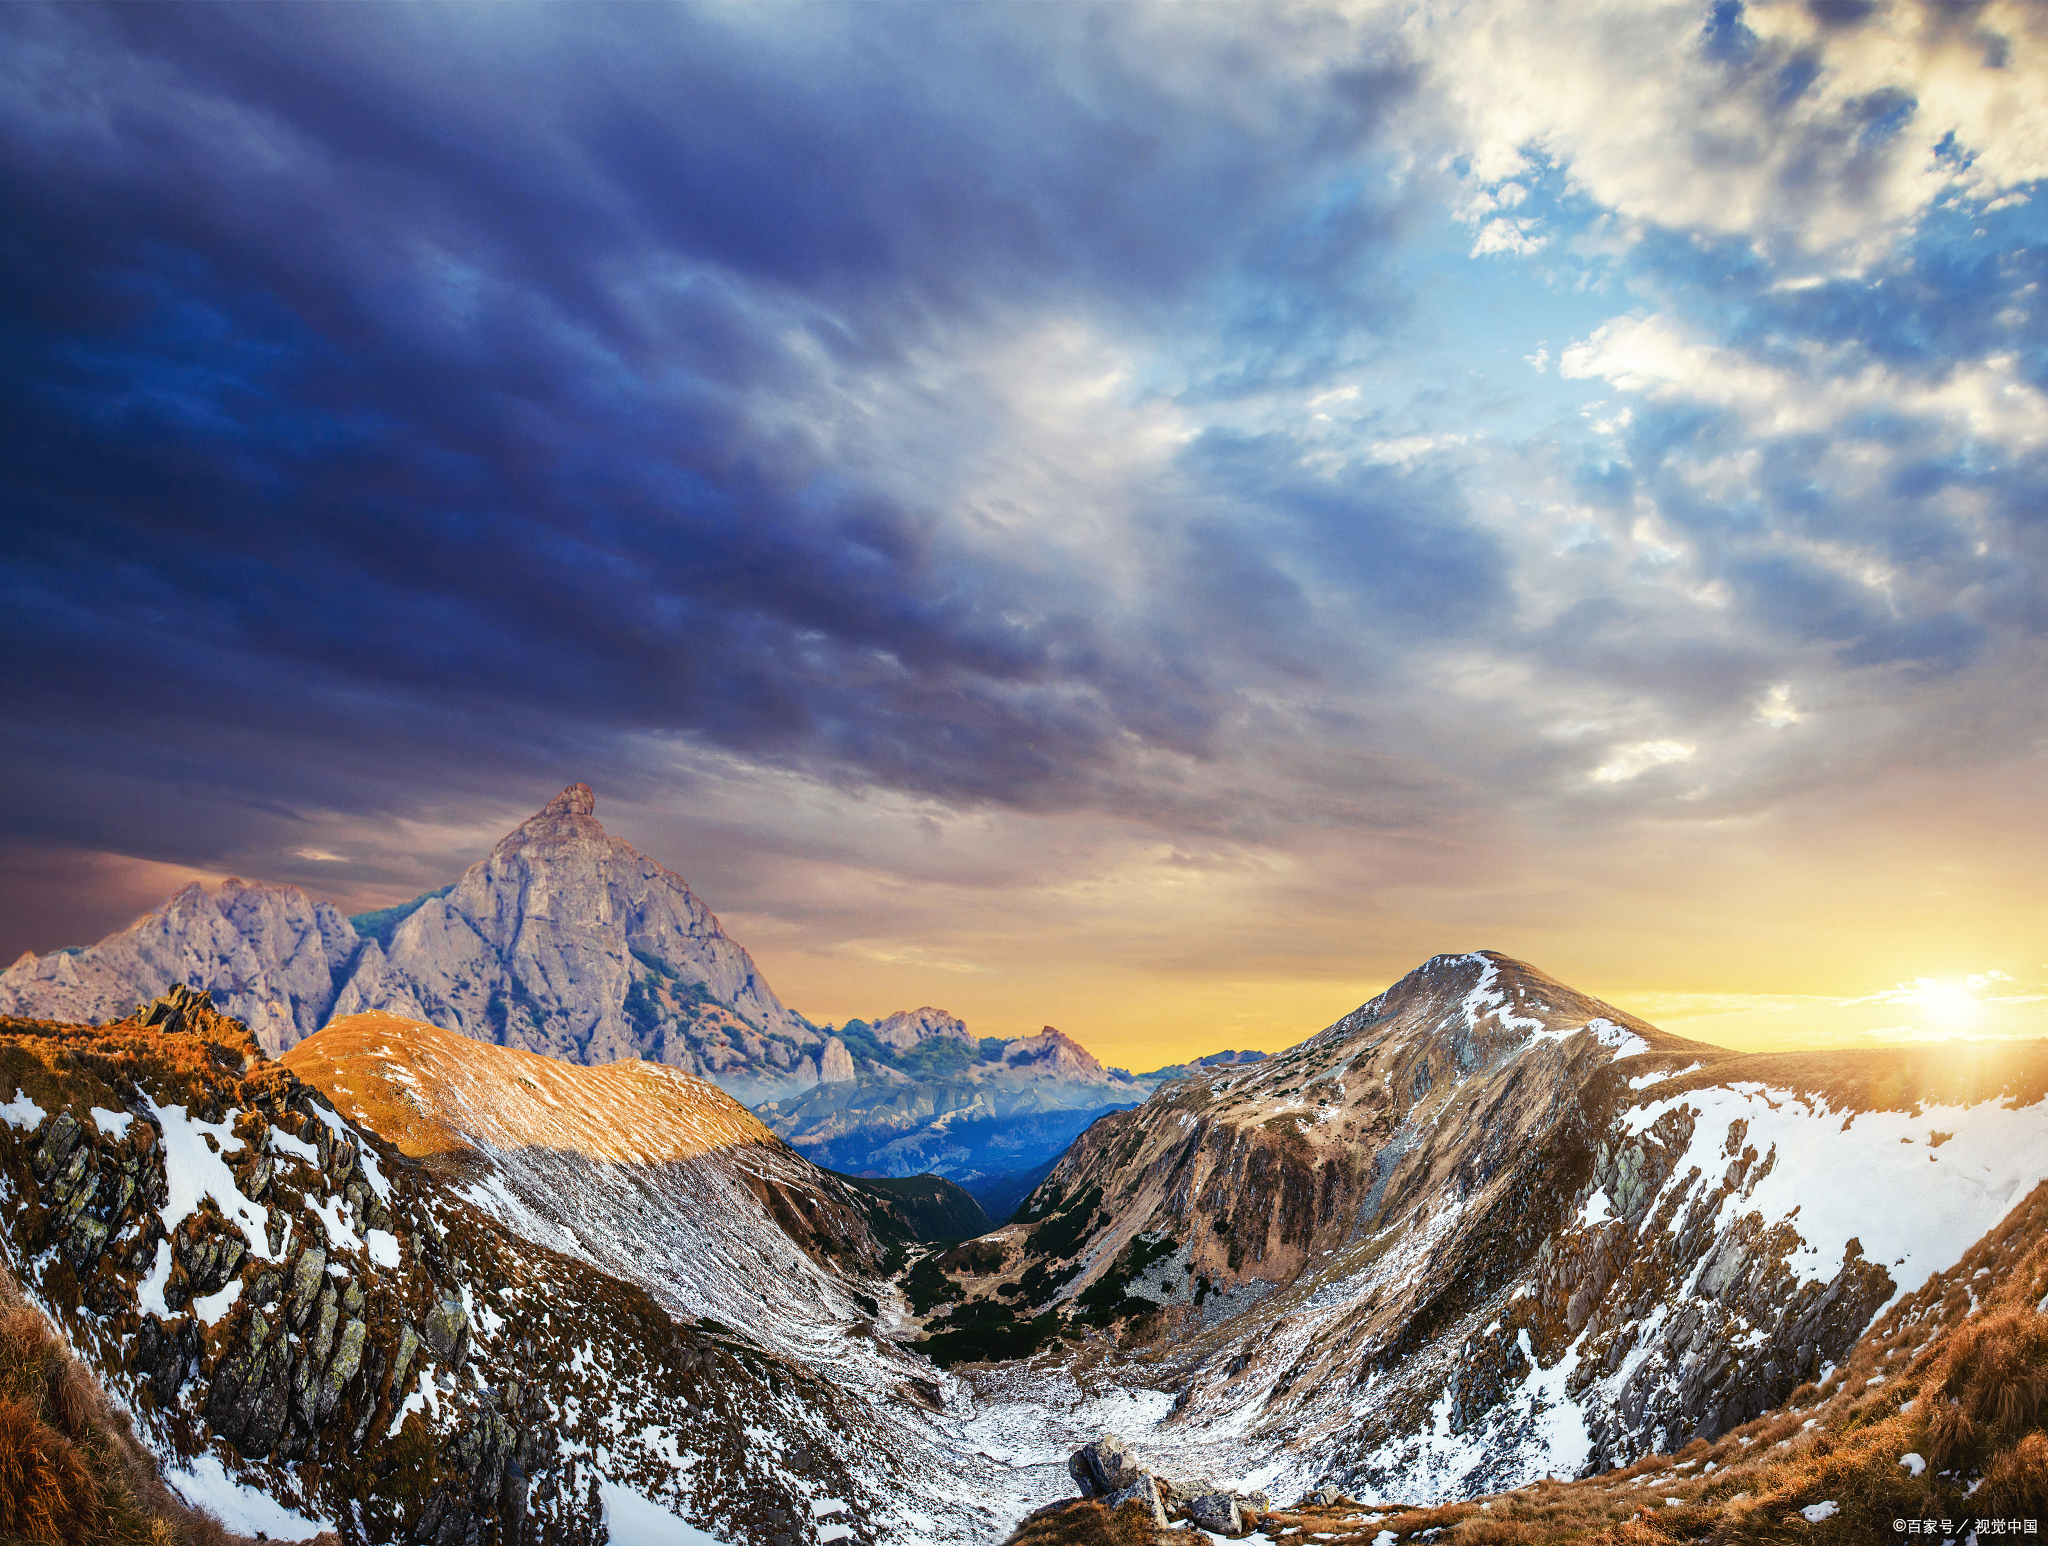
[0,785,1264,1175]
[757,1007,1271,1209]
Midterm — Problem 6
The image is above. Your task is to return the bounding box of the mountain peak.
[536,786,593,823]
[540,782,597,818]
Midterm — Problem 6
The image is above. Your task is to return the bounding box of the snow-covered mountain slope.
[917,952,2048,1505]
[281,1011,961,1354]
[0,877,360,1056]
[1018,1176,2048,1546]
[0,987,1039,1545]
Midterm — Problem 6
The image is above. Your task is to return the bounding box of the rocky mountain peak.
[493,782,609,860]
[1003,1026,1108,1080]
[872,1006,972,1050]
[542,782,597,817]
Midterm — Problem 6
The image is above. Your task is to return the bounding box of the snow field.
[1621,1085,2048,1297]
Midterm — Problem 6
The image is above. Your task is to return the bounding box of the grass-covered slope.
[0,1264,296,1546]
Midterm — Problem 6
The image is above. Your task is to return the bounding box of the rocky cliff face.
[0,987,1024,1544]
[331,785,822,1099]
[917,952,2048,1504]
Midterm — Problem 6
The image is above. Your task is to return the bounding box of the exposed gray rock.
[1188,1492,1243,1533]
[0,787,827,1093]
[871,1007,972,1051]
[1102,1475,1169,1528]
[819,1035,857,1083]
[424,1294,470,1369]
[330,784,822,1093]
[0,877,361,1055]
[1068,1433,1146,1498]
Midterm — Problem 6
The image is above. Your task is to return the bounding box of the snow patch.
[1801,1501,1838,1522]
[366,1228,401,1269]
[137,1239,173,1318]
[269,1127,319,1164]
[1580,1189,1615,1227]
[145,1097,274,1261]
[1585,1019,1651,1060]
[192,1276,243,1327]
[309,1192,363,1253]
[91,1106,133,1138]
[1901,1452,1927,1477]
[1629,1063,1700,1091]
[0,1089,46,1130]
[168,1452,333,1538]
[1616,1084,2048,1296]
[597,1480,730,1545]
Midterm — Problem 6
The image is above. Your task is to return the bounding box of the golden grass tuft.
[1923,1307,2048,1469]
[1002,1497,1176,1545]
[0,1390,104,1542]
[0,1269,266,1546]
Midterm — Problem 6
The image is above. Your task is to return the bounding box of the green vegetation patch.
[348,885,454,949]
[833,1171,990,1245]
[1026,1184,1104,1261]
[919,1300,1063,1368]
[902,1254,965,1316]
[1068,1230,1175,1329]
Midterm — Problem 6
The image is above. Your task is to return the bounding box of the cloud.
[0,1,2042,1064]
[1405,0,2048,268]
[1590,739,1696,784]
[1560,312,2048,449]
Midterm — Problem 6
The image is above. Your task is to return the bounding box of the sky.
[3,0,2046,1069]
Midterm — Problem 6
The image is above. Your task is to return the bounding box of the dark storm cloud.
[0,0,1432,870]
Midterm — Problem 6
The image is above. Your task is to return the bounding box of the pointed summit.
[541,782,596,818]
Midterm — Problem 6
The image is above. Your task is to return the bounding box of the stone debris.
[1068,1436,1269,1536]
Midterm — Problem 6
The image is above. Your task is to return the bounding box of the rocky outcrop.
[1067,1435,1267,1534]
[819,1035,858,1083]
[872,1007,972,1051]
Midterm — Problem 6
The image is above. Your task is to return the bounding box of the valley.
[3,792,2047,1546]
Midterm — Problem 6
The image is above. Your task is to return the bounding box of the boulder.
[1068,1433,1146,1498]
[1188,1492,1243,1534]
[425,1294,471,1370]
[1103,1475,1169,1528]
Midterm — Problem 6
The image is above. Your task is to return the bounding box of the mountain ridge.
[899,950,2048,1505]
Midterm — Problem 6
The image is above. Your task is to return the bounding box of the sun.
[1920,980,1981,1031]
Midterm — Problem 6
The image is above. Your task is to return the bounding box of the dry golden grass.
[282,1010,776,1164]
[0,1271,258,1545]
[1003,1498,1179,1545]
